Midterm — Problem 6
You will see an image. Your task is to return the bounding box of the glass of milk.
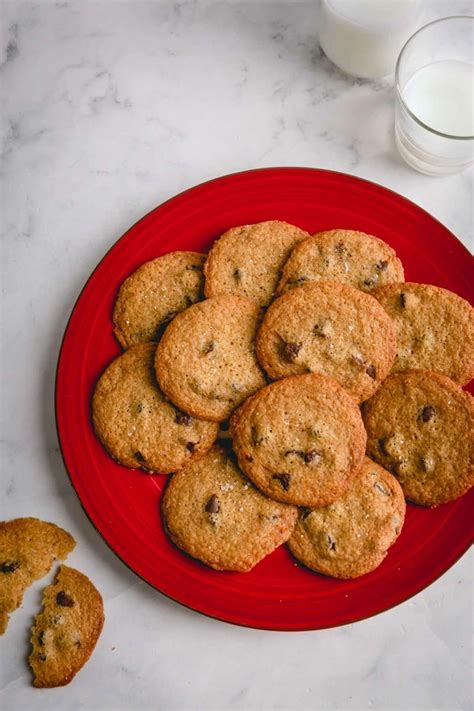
[319,0,422,79]
[395,16,474,175]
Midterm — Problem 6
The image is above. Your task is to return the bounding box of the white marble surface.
[0,1,473,709]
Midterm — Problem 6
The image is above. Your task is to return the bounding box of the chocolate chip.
[399,293,407,308]
[38,631,45,646]
[175,411,192,425]
[134,451,146,464]
[314,320,334,338]
[205,494,220,514]
[203,341,215,355]
[245,453,254,462]
[56,591,74,607]
[419,455,435,473]
[187,263,203,272]
[251,425,266,447]
[281,341,302,362]
[284,448,305,459]
[1,561,20,573]
[305,448,322,464]
[327,534,336,551]
[186,441,197,453]
[421,406,435,422]
[377,260,389,271]
[351,353,366,368]
[272,473,291,491]
[366,364,376,379]
[38,653,47,662]
[374,481,390,496]
[233,268,242,283]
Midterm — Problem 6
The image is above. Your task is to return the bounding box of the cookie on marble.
[113,251,206,348]
[162,446,297,572]
[155,295,266,422]
[230,373,366,507]
[29,565,104,687]
[288,458,406,579]
[362,370,474,507]
[372,282,474,386]
[256,281,397,402]
[92,343,219,473]
[277,229,404,295]
[0,518,75,635]
[204,221,309,307]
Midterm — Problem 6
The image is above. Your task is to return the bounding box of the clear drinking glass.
[395,16,474,175]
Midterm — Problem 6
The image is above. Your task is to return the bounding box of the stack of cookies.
[93,222,474,579]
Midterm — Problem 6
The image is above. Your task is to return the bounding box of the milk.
[319,0,422,79]
[402,61,474,137]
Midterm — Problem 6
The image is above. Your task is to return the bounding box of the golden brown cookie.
[29,565,104,687]
[155,295,266,422]
[288,458,406,579]
[113,251,206,348]
[92,343,219,473]
[256,281,397,402]
[162,446,297,571]
[204,221,309,307]
[230,374,366,507]
[372,282,474,386]
[362,370,474,506]
[0,519,75,634]
[277,229,404,295]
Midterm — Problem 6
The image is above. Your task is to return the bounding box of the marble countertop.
[0,1,472,709]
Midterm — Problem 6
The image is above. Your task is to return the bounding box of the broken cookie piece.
[30,565,104,688]
[0,518,75,635]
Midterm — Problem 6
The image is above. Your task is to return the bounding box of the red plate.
[56,168,474,631]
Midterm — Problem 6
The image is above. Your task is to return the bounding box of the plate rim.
[55,166,474,632]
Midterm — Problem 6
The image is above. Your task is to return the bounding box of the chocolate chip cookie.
[155,295,266,422]
[162,446,297,571]
[113,251,206,348]
[363,370,474,506]
[277,229,404,295]
[29,565,104,687]
[0,519,75,635]
[373,282,474,386]
[92,343,219,472]
[256,281,397,402]
[204,221,309,307]
[288,458,406,579]
[230,373,366,507]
